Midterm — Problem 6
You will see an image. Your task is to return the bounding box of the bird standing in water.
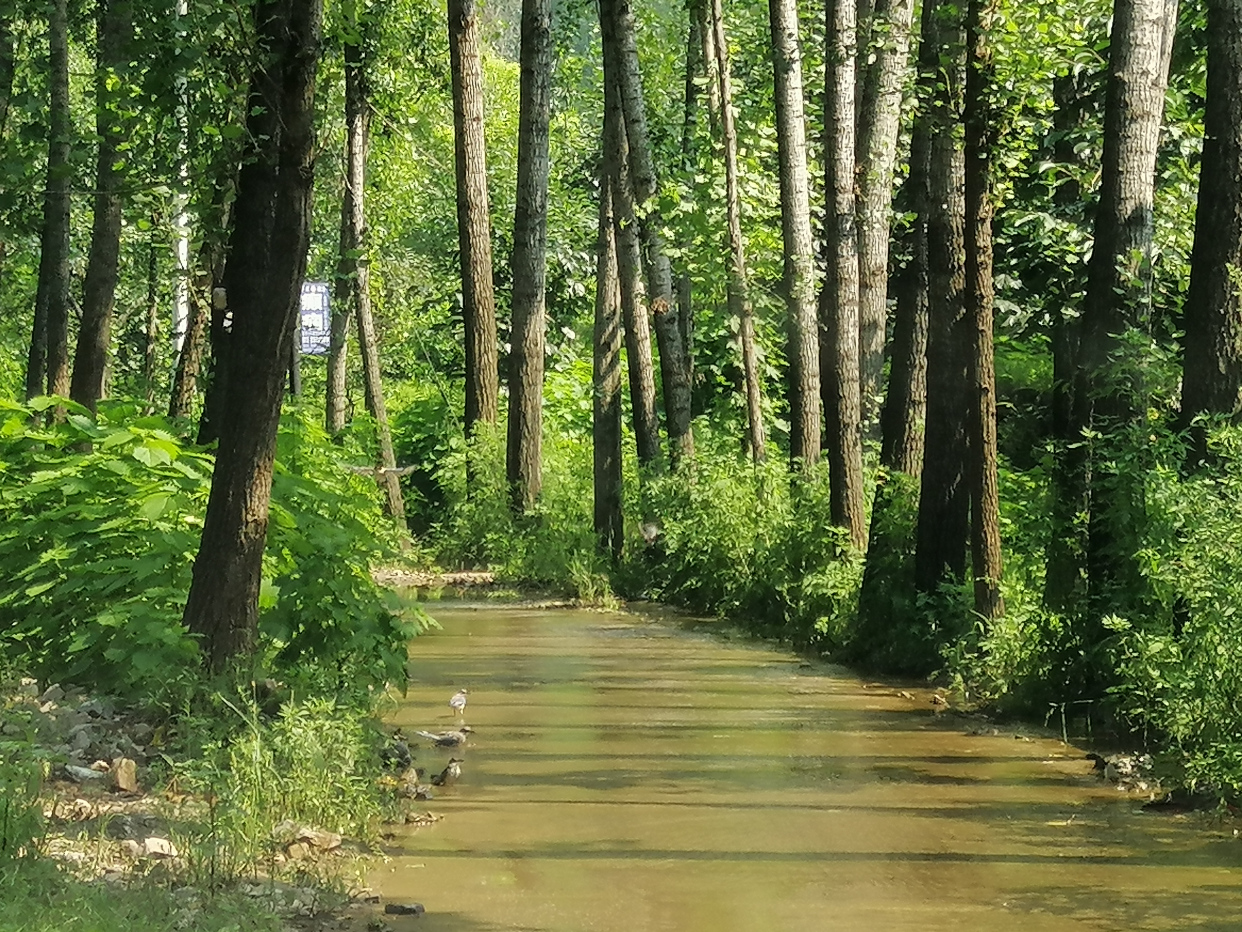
[449,688,468,718]
[431,758,463,787]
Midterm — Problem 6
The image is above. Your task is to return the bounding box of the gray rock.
[383,903,425,916]
[65,764,107,783]
[40,683,65,704]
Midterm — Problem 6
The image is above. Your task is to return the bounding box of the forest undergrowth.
[0,399,426,931]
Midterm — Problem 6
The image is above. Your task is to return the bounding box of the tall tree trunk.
[770,0,820,468]
[326,193,351,434]
[1062,0,1177,613]
[855,0,914,433]
[27,0,71,401]
[169,288,209,420]
[71,0,134,413]
[143,229,160,411]
[964,0,1003,619]
[822,0,866,547]
[451,0,499,438]
[878,228,928,473]
[604,0,694,464]
[594,176,624,559]
[677,3,707,411]
[0,16,14,137]
[711,0,765,462]
[342,6,405,521]
[913,0,969,593]
[182,0,323,672]
[1042,73,1090,610]
[603,63,662,471]
[1181,0,1242,466]
[506,0,552,513]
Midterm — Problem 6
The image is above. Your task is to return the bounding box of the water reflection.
[372,604,1242,931]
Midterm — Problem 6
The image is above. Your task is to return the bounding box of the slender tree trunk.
[169,294,208,420]
[603,64,662,471]
[913,0,969,593]
[879,237,929,474]
[451,0,499,437]
[506,0,552,513]
[27,0,71,401]
[71,0,134,413]
[770,0,820,468]
[342,7,405,521]
[677,4,707,410]
[326,198,351,433]
[1042,72,1090,609]
[594,177,624,559]
[182,0,323,671]
[1064,0,1177,612]
[711,0,765,462]
[855,0,914,433]
[1181,0,1242,466]
[143,230,160,411]
[604,0,694,464]
[822,0,867,547]
[0,16,14,137]
[964,0,1003,619]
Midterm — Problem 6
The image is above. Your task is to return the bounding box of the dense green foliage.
[0,398,420,699]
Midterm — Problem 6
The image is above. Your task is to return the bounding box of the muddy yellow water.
[375,604,1242,931]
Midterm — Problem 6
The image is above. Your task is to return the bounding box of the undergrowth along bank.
[422,418,1242,801]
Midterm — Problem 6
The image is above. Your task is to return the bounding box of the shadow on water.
[373,601,1242,932]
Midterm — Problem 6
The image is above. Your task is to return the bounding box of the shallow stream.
[374,602,1241,931]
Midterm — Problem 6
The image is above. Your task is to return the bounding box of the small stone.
[142,836,178,859]
[120,839,142,858]
[18,677,38,697]
[89,759,111,772]
[112,757,139,793]
[383,903,425,916]
[65,764,107,783]
[286,842,311,861]
[39,701,57,714]
[40,683,65,704]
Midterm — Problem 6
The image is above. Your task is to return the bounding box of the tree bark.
[594,175,624,560]
[711,0,765,462]
[1181,0,1242,466]
[0,15,14,137]
[451,0,499,437]
[342,4,405,521]
[27,0,71,401]
[506,0,552,513]
[913,0,969,593]
[182,0,323,672]
[326,196,351,434]
[964,0,1003,620]
[878,227,928,473]
[1057,0,1177,612]
[603,63,662,472]
[143,229,160,411]
[855,0,914,433]
[71,0,134,413]
[770,0,820,468]
[822,0,867,548]
[604,0,694,465]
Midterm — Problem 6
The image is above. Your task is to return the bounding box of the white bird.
[414,726,473,748]
[449,688,468,717]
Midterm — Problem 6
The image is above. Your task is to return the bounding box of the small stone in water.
[383,903,425,916]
